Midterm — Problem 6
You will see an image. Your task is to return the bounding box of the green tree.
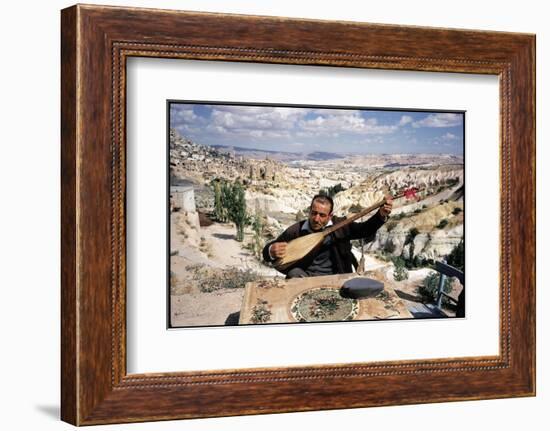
[212,179,250,240]
[327,183,346,197]
[226,181,248,242]
[220,181,232,223]
[318,183,346,198]
[213,181,226,222]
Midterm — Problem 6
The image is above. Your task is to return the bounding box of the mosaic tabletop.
[239,271,412,325]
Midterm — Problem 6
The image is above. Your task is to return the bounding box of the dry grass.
[185,265,262,293]
[199,236,213,257]
[170,271,194,295]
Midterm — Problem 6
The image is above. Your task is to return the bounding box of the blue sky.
[170,103,464,155]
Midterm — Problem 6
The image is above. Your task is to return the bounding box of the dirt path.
[170,217,280,327]
[171,288,245,327]
[200,223,279,277]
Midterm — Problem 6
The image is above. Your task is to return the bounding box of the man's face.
[308,200,332,232]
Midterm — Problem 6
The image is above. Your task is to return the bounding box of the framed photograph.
[167,100,466,328]
[61,4,535,425]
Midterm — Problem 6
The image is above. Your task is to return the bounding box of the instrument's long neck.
[322,189,412,237]
[322,198,385,237]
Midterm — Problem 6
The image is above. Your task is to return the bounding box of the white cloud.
[398,115,413,126]
[208,106,306,137]
[441,132,458,140]
[299,113,397,136]
[170,107,202,127]
[412,113,462,128]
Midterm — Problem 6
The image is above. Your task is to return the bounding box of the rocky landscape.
[169,129,465,327]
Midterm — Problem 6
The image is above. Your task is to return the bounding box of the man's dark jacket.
[262,213,386,275]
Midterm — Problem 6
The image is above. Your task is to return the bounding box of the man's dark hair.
[310,194,334,214]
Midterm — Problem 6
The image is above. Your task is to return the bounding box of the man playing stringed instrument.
[263,194,393,278]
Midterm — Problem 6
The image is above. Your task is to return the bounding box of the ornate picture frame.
[61,4,535,425]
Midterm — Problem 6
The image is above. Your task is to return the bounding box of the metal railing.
[434,260,464,311]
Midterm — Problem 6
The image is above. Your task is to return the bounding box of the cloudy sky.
[170,103,464,155]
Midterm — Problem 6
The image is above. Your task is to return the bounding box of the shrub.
[412,255,425,268]
[392,256,409,281]
[452,207,463,215]
[349,204,364,213]
[419,272,452,305]
[436,219,448,229]
[373,251,391,262]
[187,266,261,293]
[403,252,426,270]
[385,220,397,232]
[446,239,464,271]
[327,183,346,197]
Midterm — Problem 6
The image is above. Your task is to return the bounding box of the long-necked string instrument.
[273,187,420,272]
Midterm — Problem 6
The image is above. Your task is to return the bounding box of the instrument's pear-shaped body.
[273,231,325,271]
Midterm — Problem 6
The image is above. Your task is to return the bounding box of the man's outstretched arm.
[347,195,393,241]
[347,211,387,241]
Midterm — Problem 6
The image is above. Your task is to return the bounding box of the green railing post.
[436,273,447,309]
